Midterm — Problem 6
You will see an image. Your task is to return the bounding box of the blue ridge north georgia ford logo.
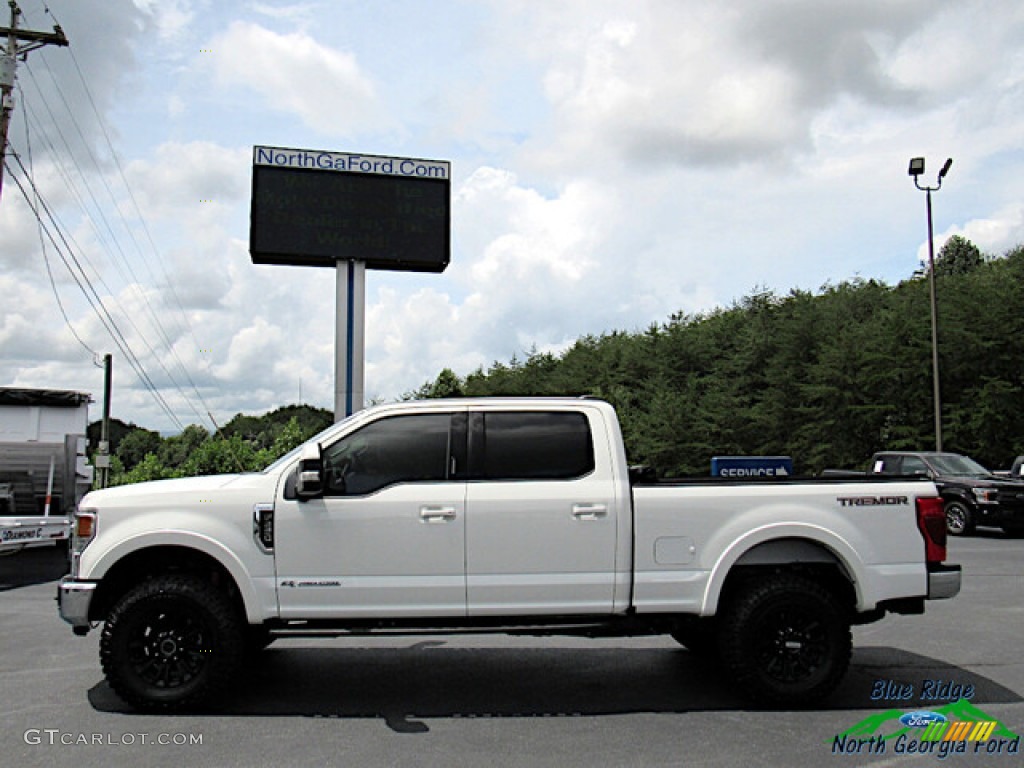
[832,698,1020,759]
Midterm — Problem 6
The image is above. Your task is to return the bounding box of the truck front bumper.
[58,578,97,634]
[927,563,962,600]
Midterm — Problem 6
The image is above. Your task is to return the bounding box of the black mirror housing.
[294,443,324,500]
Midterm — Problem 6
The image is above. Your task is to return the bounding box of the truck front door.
[274,410,468,619]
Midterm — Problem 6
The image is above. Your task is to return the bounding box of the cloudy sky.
[2,0,1022,433]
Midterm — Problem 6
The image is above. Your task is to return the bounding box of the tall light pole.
[908,156,952,452]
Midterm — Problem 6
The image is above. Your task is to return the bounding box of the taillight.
[916,497,946,564]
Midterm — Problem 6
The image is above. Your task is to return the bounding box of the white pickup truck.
[58,398,960,711]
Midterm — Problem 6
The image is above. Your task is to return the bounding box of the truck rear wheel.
[99,575,243,711]
[719,573,851,706]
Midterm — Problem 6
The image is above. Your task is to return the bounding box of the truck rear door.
[464,408,619,616]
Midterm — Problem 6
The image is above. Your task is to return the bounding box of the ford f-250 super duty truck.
[58,398,961,711]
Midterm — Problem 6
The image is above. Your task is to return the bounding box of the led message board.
[250,146,450,272]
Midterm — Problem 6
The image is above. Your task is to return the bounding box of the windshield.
[928,454,990,476]
[260,411,363,474]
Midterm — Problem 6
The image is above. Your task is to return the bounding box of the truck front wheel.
[719,574,851,706]
[944,500,975,536]
[99,575,244,711]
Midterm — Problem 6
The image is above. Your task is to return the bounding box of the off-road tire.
[100,574,244,712]
[944,499,975,536]
[718,573,851,706]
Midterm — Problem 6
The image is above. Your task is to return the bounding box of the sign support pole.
[334,259,365,420]
[250,147,449,423]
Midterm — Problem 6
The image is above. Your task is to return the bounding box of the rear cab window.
[471,411,595,481]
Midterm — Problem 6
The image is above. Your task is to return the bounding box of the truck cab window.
[479,411,594,481]
[874,457,899,475]
[323,413,452,495]
[901,456,929,476]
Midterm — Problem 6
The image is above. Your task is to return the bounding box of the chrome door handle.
[571,503,608,520]
[420,506,457,523]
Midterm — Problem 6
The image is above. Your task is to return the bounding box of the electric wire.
[13,2,235,443]
[8,159,185,431]
[25,40,223,435]
[4,154,185,431]
[15,67,207,426]
[20,91,98,358]
[19,45,221,432]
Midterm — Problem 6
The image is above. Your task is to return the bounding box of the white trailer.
[0,388,93,553]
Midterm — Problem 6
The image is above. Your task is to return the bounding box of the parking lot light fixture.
[909,156,953,452]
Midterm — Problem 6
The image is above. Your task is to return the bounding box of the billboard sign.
[249,146,451,272]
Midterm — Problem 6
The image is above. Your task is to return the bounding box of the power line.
[7,2,228,435]
[17,63,218,432]
[22,49,222,433]
[20,90,97,358]
[10,94,207,425]
[4,154,185,430]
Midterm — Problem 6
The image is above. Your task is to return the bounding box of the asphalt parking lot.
[1,533,1021,768]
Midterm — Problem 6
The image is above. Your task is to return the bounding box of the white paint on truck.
[58,398,960,711]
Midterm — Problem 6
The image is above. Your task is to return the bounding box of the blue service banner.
[711,456,794,477]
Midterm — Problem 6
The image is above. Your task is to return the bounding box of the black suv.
[869,451,1024,536]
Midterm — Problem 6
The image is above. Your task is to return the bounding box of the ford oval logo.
[899,711,948,728]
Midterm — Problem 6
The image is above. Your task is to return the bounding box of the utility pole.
[97,353,112,489]
[0,0,68,201]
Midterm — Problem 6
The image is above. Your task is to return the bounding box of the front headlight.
[972,487,998,504]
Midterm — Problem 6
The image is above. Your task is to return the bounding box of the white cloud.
[132,0,194,39]
[124,141,248,216]
[210,21,387,137]
[931,205,1024,260]
[250,2,317,25]
[498,0,991,174]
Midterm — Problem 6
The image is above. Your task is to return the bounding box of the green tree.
[408,367,465,399]
[935,235,983,277]
[264,416,309,461]
[158,424,210,469]
[180,435,264,476]
[115,428,162,470]
[111,453,180,486]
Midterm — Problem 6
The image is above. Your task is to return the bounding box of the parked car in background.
[993,456,1024,480]
[868,451,1024,536]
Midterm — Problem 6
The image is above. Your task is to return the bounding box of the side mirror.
[294,443,324,501]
